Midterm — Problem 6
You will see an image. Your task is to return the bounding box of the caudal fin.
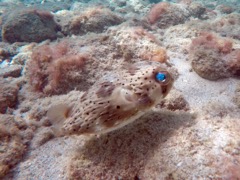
[47,103,71,136]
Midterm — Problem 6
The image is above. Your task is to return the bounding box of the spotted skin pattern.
[49,61,174,135]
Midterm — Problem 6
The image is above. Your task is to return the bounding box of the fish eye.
[155,71,169,84]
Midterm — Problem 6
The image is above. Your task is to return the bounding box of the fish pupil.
[156,72,166,82]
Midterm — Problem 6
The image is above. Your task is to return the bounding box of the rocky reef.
[0,0,240,179]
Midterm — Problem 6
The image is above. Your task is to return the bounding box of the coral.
[26,41,89,95]
[189,32,240,80]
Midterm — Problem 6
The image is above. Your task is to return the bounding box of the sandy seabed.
[0,0,240,179]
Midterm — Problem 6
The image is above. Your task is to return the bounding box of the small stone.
[12,52,32,65]
[0,65,22,78]
[232,84,240,108]
[158,89,190,111]
[0,78,19,113]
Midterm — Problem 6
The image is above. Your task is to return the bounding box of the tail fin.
[47,103,71,136]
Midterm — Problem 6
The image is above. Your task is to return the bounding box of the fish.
[47,61,174,136]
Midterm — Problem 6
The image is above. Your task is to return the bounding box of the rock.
[188,2,206,18]
[2,8,60,43]
[216,4,234,14]
[33,1,71,12]
[31,128,54,149]
[0,114,32,178]
[189,32,240,80]
[0,42,25,59]
[0,65,22,78]
[147,2,205,28]
[0,48,11,58]
[233,84,240,108]
[0,78,19,113]
[11,52,32,65]
[25,41,90,95]
[66,7,124,36]
[157,89,190,111]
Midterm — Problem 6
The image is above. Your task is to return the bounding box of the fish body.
[48,61,174,135]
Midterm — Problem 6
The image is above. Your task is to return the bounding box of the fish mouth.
[161,85,168,95]
[161,81,173,97]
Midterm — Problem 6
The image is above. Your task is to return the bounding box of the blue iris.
[156,72,166,82]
